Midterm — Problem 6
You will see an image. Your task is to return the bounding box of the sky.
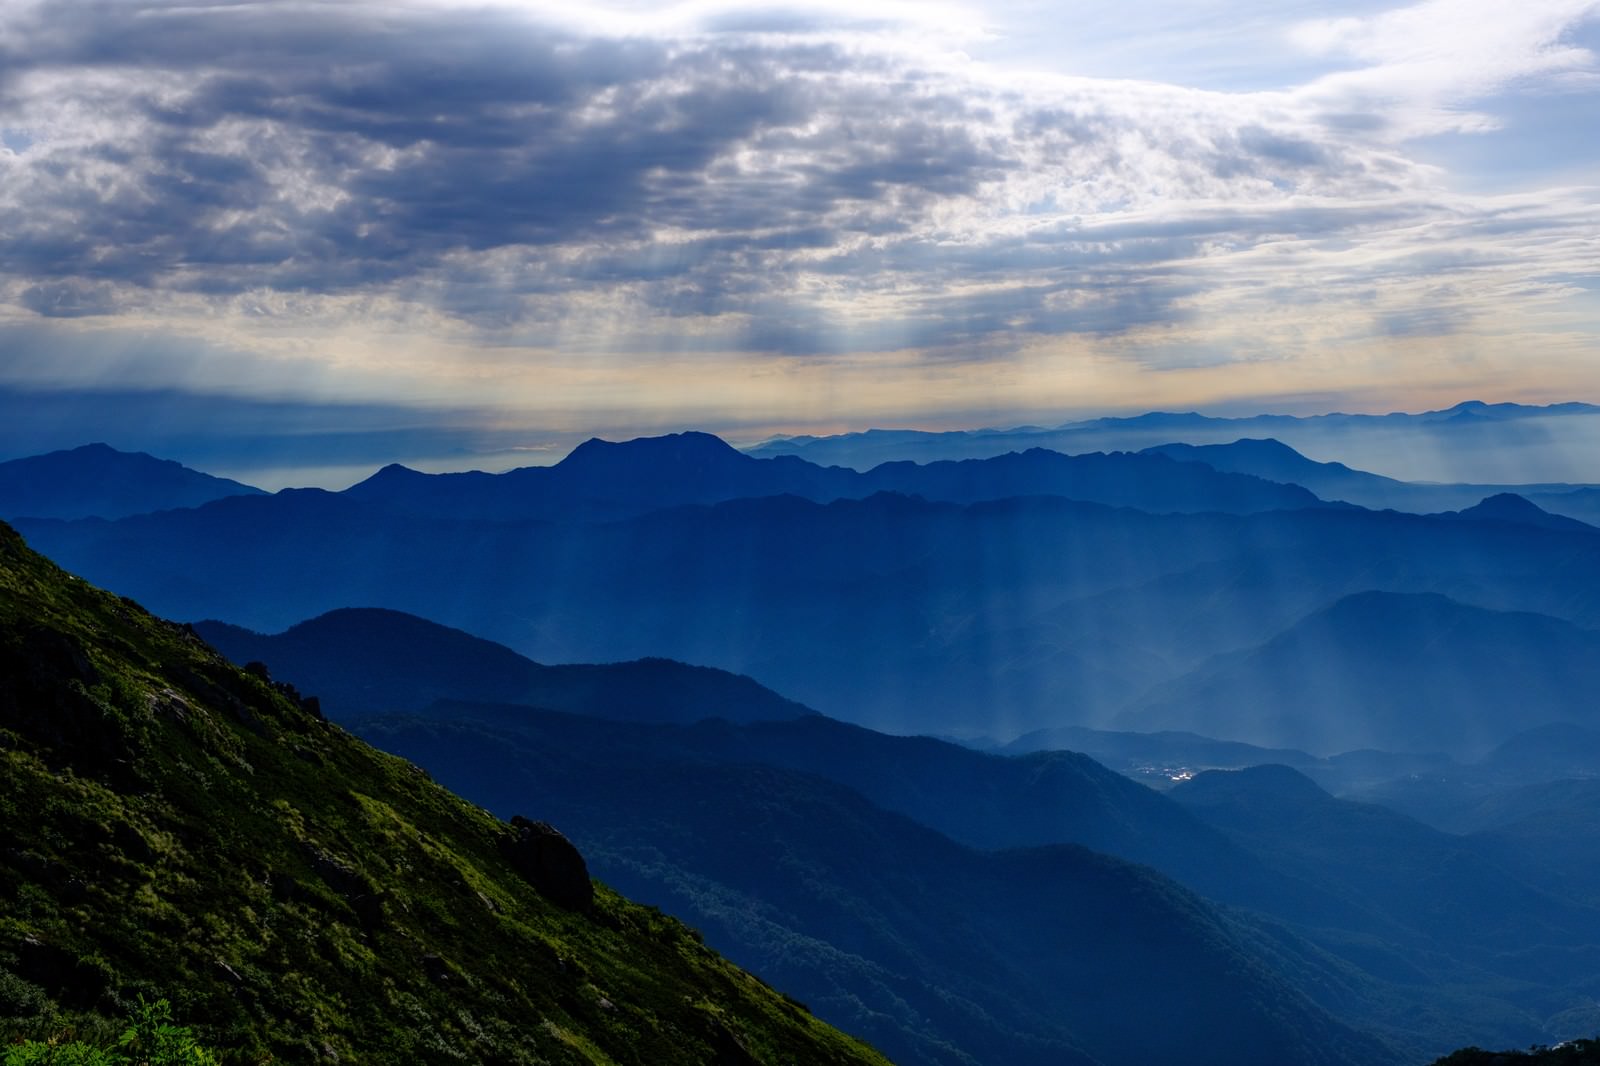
[1,0,1598,483]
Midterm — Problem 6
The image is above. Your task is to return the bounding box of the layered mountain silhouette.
[19,462,1600,740]
[353,699,1600,1060]
[353,705,1401,1066]
[1120,591,1600,757]
[1171,765,1600,985]
[748,401,1600,485]
[1527,486,1600,527]
[1147,439,1600,521]
[194,607,812,723]
[1434,493,1597,533]
[342,430,1324,521]
[0,521,889,1064]
[0,442,262,520]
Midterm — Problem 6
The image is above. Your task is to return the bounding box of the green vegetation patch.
[0,522,888,1066]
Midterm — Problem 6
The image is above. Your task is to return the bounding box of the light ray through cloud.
[0,0,1595,456]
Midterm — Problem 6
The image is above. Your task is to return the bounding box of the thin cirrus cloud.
[0,0,1596,441]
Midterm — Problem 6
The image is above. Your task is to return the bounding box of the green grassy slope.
[0,521,890,1066]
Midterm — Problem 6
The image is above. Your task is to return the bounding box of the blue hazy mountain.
[344,431,851,520]
[749,401,1600,485]
[1119,591,1600,758]
[1001,724,1321,767]
[0,442,262,520]
[1144,438,1422,505]
[183,601,1362,920]
[342,430,1324,520]
[193,607,812,723]
[1527,486,1600,527]
[353,707,1401,1066]
[1435,492,1598,533]
[1322,723,1600,836]
[1479,723,1600,782]
[1144,439,1599,519]
[1169,766,1600,988]
[18,484,1600,739]
[353,701,1600,1059]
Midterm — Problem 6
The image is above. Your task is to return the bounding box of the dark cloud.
[18,280,122,318]
[0,0,1438,355]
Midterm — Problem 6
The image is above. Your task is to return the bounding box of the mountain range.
[18,452,1600,751]
[353,704,1403,1066]
[193,608,813,723]
[9,414,1600,1064]
[352,695,1600,1062]
[1145,439,1600,521]
[345,430,1324,520]
[181,596,1600,1059]
[747,401,1600,485]
[1118,591,1600,757]
[0,442,262,520]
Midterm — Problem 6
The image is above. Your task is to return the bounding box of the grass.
[0,521,889,1066]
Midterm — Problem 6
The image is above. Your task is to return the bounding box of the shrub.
[4,999,219,1066]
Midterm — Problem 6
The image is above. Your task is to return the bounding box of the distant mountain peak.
[0,442,263,520]
[559,431,744,468]
[348,462,426,489]
[1444,492,1595,532]
[1461,492,1546,518]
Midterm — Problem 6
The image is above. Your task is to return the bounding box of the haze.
[1,0,1597,483]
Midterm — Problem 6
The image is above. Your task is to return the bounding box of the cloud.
[0,0,1593,399]
[1292,0,1600,137]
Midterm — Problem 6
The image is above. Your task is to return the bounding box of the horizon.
[10,394,1600,490]
[1,0,1597,471]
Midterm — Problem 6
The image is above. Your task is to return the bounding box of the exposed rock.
[0,627,137,785]
[499,816,593,912]
[304,846,386,927]
[12,935,109,1009]
[421,953,452,986]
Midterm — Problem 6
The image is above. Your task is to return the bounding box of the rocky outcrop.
[499,816,593,912]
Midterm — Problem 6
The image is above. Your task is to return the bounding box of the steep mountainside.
[354,707,1402,1066]
[0,443,262,520]
[0,521,889,1065]
[349,702,1600,1058]
[194,608,812,722]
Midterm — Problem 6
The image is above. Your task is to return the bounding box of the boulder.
[500,816,593,912]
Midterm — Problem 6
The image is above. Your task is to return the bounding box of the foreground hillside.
[0,521,889,1065]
